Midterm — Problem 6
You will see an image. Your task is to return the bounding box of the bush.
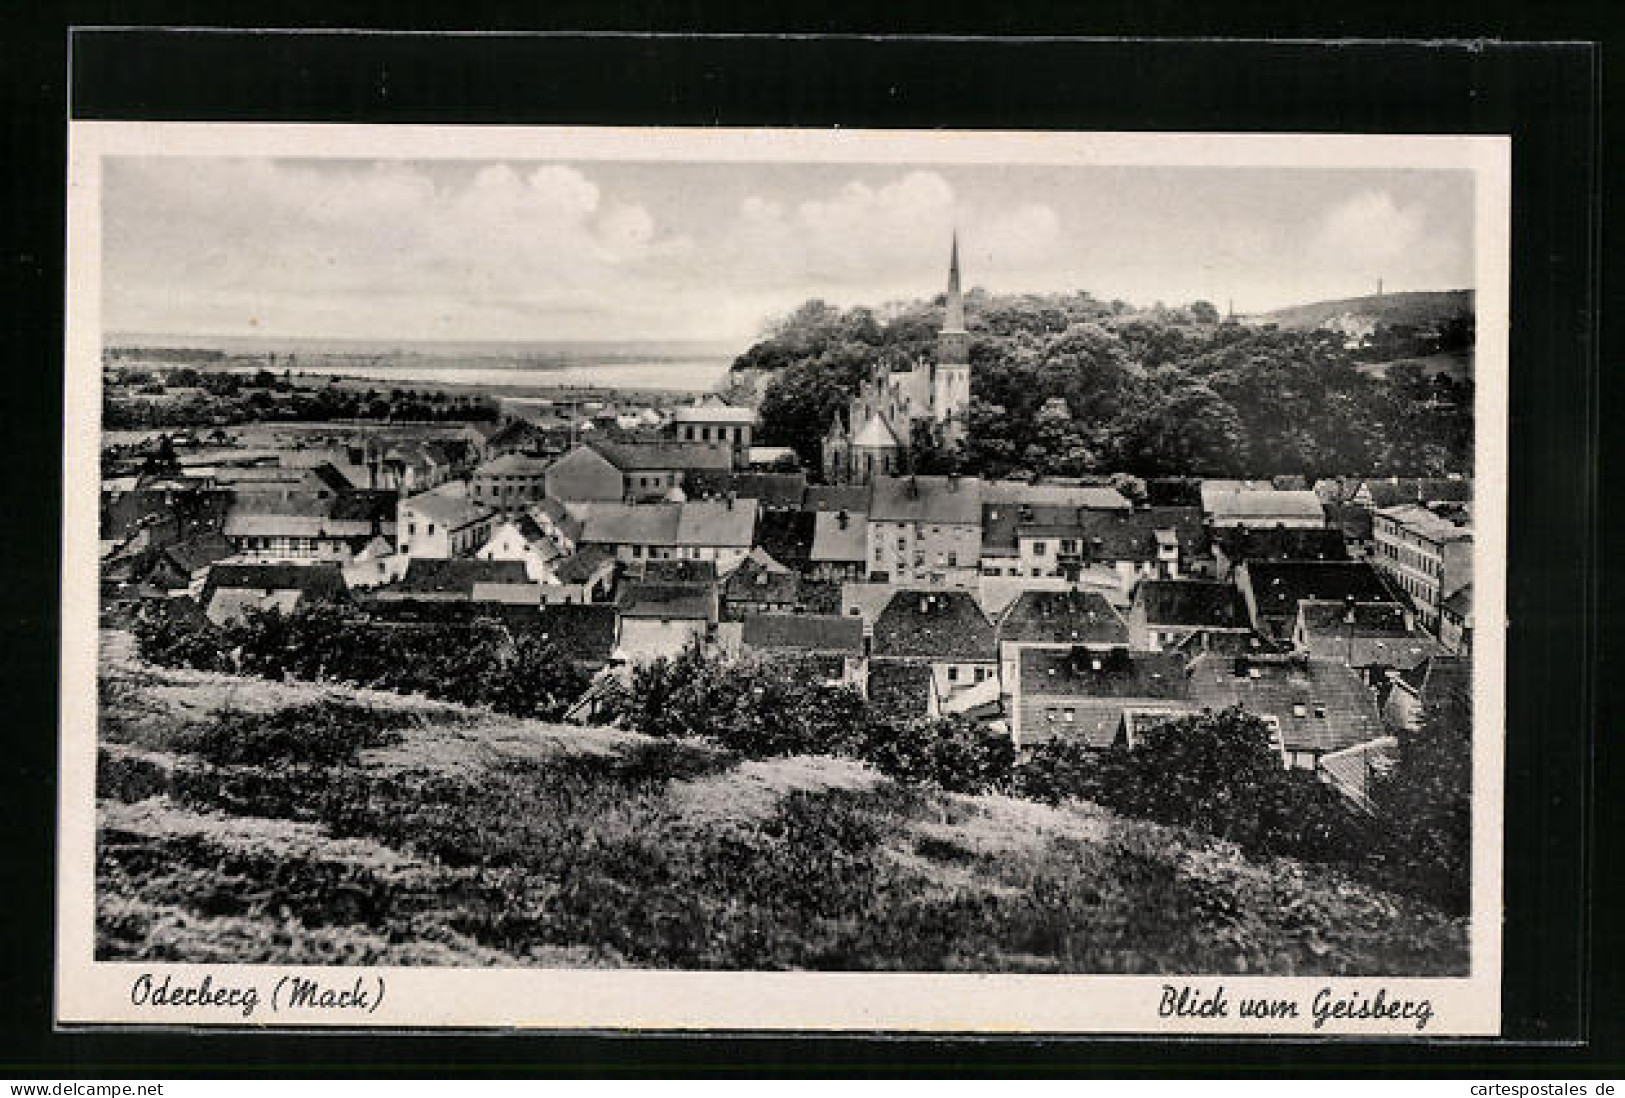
[1370,679,1472,912]
[860,715,1016,795]
[131,602,225,671]
[1010,737,1105,805]
[181,702,406,769]
[483,633,590,721]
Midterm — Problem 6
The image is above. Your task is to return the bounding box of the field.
[96,632,1468,973]
[1356,349,1475,382]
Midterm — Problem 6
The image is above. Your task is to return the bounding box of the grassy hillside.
[97,633,1467,974]
[1258,289,1474,332]
[1355,348,1475,382]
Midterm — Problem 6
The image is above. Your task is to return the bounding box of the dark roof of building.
[1210,526,1350,566]
[684,471,807,510]
[531,603,618,662]
[1395,653,1473,706]
[591,439,732,473]
[1295,600,1442,671]
[553,545,616,584]
[1134,580,1250,629]
[1171,629,1278,659]
[1187,654,1385,755]
[868,659,936,717]
[999,589,1128,646]
[617,582,716,621]
[1059,506,1208,562]
[1145,478,1203,507]
[307,462,355,496]
[1324,502,1375,542]
[741,613,864,655]
[328,489,398,524]
[868,475,983,525]
[804,485,871,514]
[1240,560,1397,626]
[201,562,349,604]
[158,532,237,575]
[399,558,531,595]
[872,589,997,661]
[1365,477,1473,507]
[1442,584,1473,618]
[1020,647,1190,701]
[723,556,800,605]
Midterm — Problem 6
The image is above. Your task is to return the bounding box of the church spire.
[943,231,966,333]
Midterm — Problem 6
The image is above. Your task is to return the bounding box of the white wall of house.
[618,618,708,663]
[865,519,980,586]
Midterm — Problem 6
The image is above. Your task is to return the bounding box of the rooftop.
[1020,647,1190,701]
[399,558,531,596]
[1205,488,1327,522]
[1210,526,1350,565]
[1134,580,1250,629]
[872,589,997,661]
[1240,560,1397,626]
[591,439,732,473]
[999,589,1129,646]
[740,613,864,655]
[811,509,868,563]
[868,475,983,525]
[1375,503,1473,543]
[1186,654,1386,755]
[401,490,493,530]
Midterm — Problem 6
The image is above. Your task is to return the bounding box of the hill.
[97,635,1466,973]
[1255,289,1474,332]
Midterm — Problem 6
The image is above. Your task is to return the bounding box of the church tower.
[932,232,971,433]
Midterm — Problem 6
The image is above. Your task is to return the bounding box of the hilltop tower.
[931,232,972,436]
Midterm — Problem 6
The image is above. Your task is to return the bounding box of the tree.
[1371,678,1472,912]
[1189,300,1221,325]
[484,633,591,721]
[860,714,1015,795]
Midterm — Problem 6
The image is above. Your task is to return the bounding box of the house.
[199,562,350,626]
[469,453,551,514]
[740,613,866,687]
[1187,653,1387,771]
[804,485,870,514]
[1371,504,1472,632]
[809,509,867,583]
[871,589,998,704]
[996,588,1129,694]
[669,402,757,464]
[1209,526,1350,581]
[683,470,807,511]
[577,498,758,571]
[616,581,718,663]
[1235,560,1400,642]
[396,488,497,560]
[341,535,399,590]
[1127,579,1253,652]
[476,512,564,584]
[1383,654,1472,733]
[591,439,733,502]
[722,550,800,619]
[865,475,984,587]
[747,446,799,470]
[1013,647,1191,749]
[531,497,584,555]
[981,479,1132,512]
[544,445,625,503]
[1204,487,1327,529]
[484,417,552,458]
[986,505,1207,601]
[1291,599,1444,685]
[122,532,238,596]
[1440,584,1473,653]
[1316,737,1398,813]
[551,544,618,602]
[380,558,535,602]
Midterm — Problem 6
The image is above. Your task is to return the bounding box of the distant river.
[191,358,736,393]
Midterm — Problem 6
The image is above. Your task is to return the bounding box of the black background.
[1,7,1612,1078]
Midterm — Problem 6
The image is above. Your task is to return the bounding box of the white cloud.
[1311,190,1428,266]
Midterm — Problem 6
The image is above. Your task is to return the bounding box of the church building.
[823,235,973,485]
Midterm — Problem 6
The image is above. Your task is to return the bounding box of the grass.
[97,630,1469,974]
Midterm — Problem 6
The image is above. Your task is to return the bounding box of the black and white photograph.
[58,123,1508,1033]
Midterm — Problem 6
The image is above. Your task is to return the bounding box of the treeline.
[133,602,587,721]
[104,367,498,430]
[742,293,1473,479]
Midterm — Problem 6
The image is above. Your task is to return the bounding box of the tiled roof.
[675,499,758,548]
[474,452,550,477]
[202,562,349,604]
[872,589,996,661]
[982,480,1132,511]
[579,504,681,546]
[1134,580,1250,629]
[1187,654,1386,755]
[1396,653,1473,706]
[1145,478,1203,507]
[1210,526,1350,566]
[999,589,1128,646]
[684,471,807,509]
[1021,647,1190,701]
[671,403,757,424]
[553,545,616,584]
[1443,584,1473,618]
[1375,504,1472,544]
[617,582,716,621]
[804,485,870,513]
[1295,599,1442,670]
[1021,506,1206,563]
[639,559,718,586]
[741,613,864,655]
[1206,489,1326,523]
[401,490,493,530]
[159,533,237,574]
[811,510,867,563]
[399,558,531,595]
[591,439,732,473]
[1240,561,1397,627]
[868,475,983,525]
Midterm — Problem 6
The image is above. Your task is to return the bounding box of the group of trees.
[103,366,498,430]
[742,291,1474,480]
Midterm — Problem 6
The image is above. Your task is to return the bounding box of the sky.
[102,157,1475,346]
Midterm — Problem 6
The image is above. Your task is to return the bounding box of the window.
[427,523,435,534]
[897,538,906,551]
[974,667,987,683]
[408,523,416,535]
[1046,708,1059,723]
[1064,708,1076,723]
[1061,539,1077,554]
[1032,541,1047,555]
[948,667,959,683]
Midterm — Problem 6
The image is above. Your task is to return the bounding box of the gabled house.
[871,588,998,703]
[379,558,535,603]
[721,550,800,619]
[199,562,350,626]
[996,588,1129,692]
[1209,526,1351,581]
[1291,598,1443,685]
[1187,653,1387,771]
[1127,579,1254,653]
[669,402,757,465]
[396,488,497,561]
[809,509,867,583]
[615,581,719,663]
[1234,560,1400,643]
[544,445,625,503]
[1203,487,1327,529]
[476,512,564,584]
[1013,646,1191,749]
[591,439,733,502]
[740,613,866,688]
[1383,653,1472,733]
[469,452,551,514]
[532,603,620,673]
[865,474,984,587]
[1440,584,1473,653]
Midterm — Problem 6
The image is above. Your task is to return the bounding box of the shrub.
[182,702,406,770]
[1010,737,1105,805]
[860,714,1016,795]
[483,633,591,721]
[131,601,225,671]
[1370,679,1472,913]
